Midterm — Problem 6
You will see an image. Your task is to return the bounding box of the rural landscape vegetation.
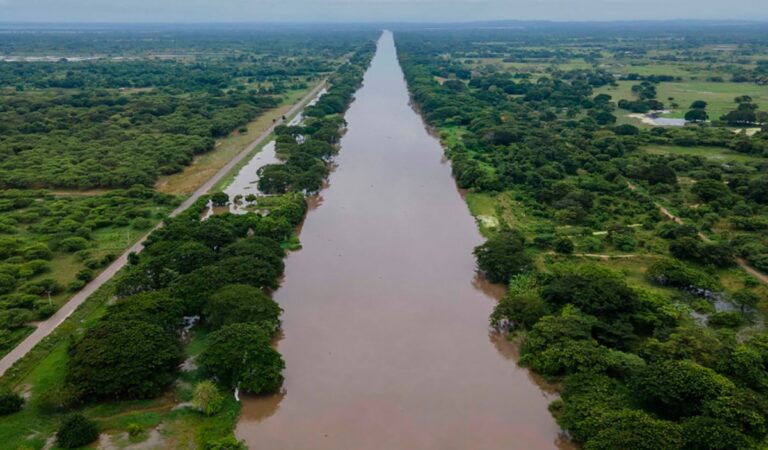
[0,16,767,450]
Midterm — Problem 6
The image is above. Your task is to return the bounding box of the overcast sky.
[1,0,767,23]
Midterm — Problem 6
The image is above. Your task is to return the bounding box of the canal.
[236,30,568,450]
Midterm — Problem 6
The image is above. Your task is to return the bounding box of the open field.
[596,79,768,121]
[642,144,768,163]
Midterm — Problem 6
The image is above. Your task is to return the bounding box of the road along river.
[0,81,327,378]
[236,31,570,450]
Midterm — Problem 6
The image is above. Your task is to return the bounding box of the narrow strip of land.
[0,80,327,377]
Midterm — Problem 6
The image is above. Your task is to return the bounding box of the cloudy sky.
[0,0,767,22]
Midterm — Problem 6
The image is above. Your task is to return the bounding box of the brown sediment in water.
[235,31,571,450]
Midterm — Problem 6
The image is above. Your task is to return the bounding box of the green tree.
[635,360,735,419]
[685,109,708,123]
[199,323,285,394]
[211,192,229,207]
[541,264,640,320]
[67,320,182,399]
[681,416,754,450]
[58,237,89,252]
[204,284,282,332]
[692,180,730,203]
[690,100,708,109]
[585,409,684,450]
[0,273,16,295]
[107,291,185,330]
[645,163,677,185]
[492,293,549,330]
[473,230,532,283]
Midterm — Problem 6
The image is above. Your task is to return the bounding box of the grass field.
[596,80,768,121]
[20,206,170,307]
[642,144,767,163]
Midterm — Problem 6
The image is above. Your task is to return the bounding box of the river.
[235,31,569,450]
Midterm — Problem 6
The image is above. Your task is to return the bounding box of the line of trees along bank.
[0,41,375,449]
[397,30,768,450]
[257,49,375,194]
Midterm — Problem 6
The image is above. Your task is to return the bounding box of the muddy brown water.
[236,31,570,450]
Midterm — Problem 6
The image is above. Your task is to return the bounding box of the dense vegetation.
[59,38,372,427]
[397,25,768,450]
[0,29,369,189]
[0,28,371,359]
[0,27,375,449]
[0,187,177,354]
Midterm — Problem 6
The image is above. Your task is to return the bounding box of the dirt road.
[627,181,768,286]
[0,81,327,377]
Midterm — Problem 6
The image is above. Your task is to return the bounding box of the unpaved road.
[0,81,327,377]
[627,181,768,286]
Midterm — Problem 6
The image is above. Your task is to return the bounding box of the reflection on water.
[224,141,280,213]
[201,87,330,219]
[239,390,286,424]
[236,31,570,450]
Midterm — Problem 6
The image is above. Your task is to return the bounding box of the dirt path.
[547,251,639,260]
[0,81,328,378]
[736,258,768,286]
[627,181,768,286]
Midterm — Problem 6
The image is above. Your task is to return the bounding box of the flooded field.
[235,31,569,450]
[205,87,329,216]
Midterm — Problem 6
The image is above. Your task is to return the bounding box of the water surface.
[236,31,568,450]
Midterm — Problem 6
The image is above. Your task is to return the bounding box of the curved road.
[0,81,327,377]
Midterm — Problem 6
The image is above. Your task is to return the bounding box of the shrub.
[646,259,719,292]
[554,237,575,254]
[127,423,143,437]
[131,217,153,229]
[33,385,81,414]
[204,436,248,450]
[707,311,747,329]
[0,391,24,415]
[193,381,224,416]
[58,237,89,252]
[56,414,100,449]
